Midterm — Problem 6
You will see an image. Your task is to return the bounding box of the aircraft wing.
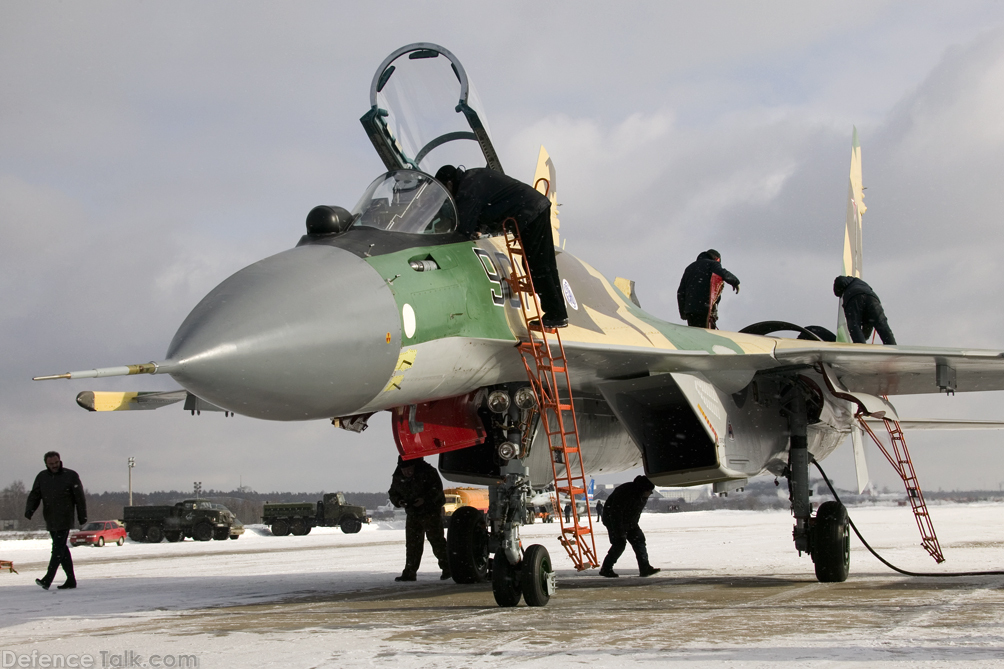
[862,418,1004,430]
[771,342,1004,396]
[561,338,1004,397]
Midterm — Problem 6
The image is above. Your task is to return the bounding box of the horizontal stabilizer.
[862,418,1004,431]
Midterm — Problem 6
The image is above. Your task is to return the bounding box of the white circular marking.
[712,345,736,355]
[402,304,416,338]
[562,279,579,310]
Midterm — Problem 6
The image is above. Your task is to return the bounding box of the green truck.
[262,492,370,536]
[123,499,241,543]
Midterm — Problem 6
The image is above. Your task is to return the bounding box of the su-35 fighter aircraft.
[36,43,1004,607]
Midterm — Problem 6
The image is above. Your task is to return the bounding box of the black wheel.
[271,519,290,537]
[448,507,489,583]
[229,533,240,540]
[128,525,146,543]
[812,501,850,582]
[213,527,229,541]
[290,518,308,536]
[146,526,164,543]
[339,517,362,534]
[116,537,125,546]
[520,544,553,607]
[192,522,214,542]
[96,537,105,547]
[165,531,183,543]
[492,550,522,607]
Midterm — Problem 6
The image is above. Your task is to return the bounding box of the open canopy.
[360,43,503,175]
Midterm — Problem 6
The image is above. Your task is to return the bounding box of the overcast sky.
[4,2,1004,497]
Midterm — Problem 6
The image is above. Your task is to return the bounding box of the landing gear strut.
[786,381,851,582]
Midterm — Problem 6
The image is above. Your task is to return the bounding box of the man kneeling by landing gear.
[388,456,451,582]
[599,475,660,578]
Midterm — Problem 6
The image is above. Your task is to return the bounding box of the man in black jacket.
[435,165,568,329]
[388,456,450,582]
[599,475,660,578]
[833,276,896,344]
[677,249,740,328]
[25,451,86,590]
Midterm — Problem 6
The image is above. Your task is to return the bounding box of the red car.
[70,520,127,547]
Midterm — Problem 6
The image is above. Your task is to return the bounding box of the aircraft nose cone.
[166,245,401,420]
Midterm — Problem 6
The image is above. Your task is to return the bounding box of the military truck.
[262,492,370,536]
[123,499,241,543]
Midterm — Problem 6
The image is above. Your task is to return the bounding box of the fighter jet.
[36,43,1004,606]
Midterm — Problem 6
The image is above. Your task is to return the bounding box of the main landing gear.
[785,381,851,583]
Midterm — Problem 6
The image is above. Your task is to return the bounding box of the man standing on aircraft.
[599,475,660,578]
[833,276,896,344]
[678,249,740,329]
[435,165,568,329]
[388,456,451,582]
[25,451,86,590]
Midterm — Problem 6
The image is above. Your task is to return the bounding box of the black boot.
[639,563,661,577]
[395,569,417,582]
[599,556,618,578]
[57,579,77,589]
[35,578,51,590]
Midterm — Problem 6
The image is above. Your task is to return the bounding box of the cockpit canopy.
[351,170,457,235]
[360,43,503,175]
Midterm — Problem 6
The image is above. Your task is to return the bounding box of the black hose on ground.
[811,458,1004,577]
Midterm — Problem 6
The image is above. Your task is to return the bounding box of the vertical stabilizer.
[837,127,866,342]
[532,146,561,246]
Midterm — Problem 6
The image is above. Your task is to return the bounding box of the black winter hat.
[634,475,655,491]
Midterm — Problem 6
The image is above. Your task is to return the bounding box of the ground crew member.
[677,249,740,328]
[436,165,568,328]
[25,451,86,590]
[595,499,604,522]
[563,501,572,523]
[599,475,660,578]
[833,276,896,344]
[388,456,450,582]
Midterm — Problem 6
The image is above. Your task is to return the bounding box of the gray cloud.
[4,3,1004,494]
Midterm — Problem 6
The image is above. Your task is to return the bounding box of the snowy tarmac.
[2,503,1004,667]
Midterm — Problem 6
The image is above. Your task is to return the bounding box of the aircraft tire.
[492,550,522,607]
[271,519,290,537]
[520,544,552,607]
[447,507,488,583]
[812,501,850,582]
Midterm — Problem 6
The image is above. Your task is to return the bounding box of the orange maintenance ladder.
[502,219,599,571]
[857,415,945,563]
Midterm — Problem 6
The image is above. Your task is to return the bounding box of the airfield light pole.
[128,457,135,506]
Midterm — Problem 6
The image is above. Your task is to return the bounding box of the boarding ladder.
[857,414,945,563]
[502,219,599,571]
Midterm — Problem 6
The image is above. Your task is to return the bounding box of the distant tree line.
[0,481,391,529]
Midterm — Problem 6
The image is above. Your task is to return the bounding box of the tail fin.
[836,127,866,342]
[532,146,561,246]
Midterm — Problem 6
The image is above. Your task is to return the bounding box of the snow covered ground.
[2,503,1004,668]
